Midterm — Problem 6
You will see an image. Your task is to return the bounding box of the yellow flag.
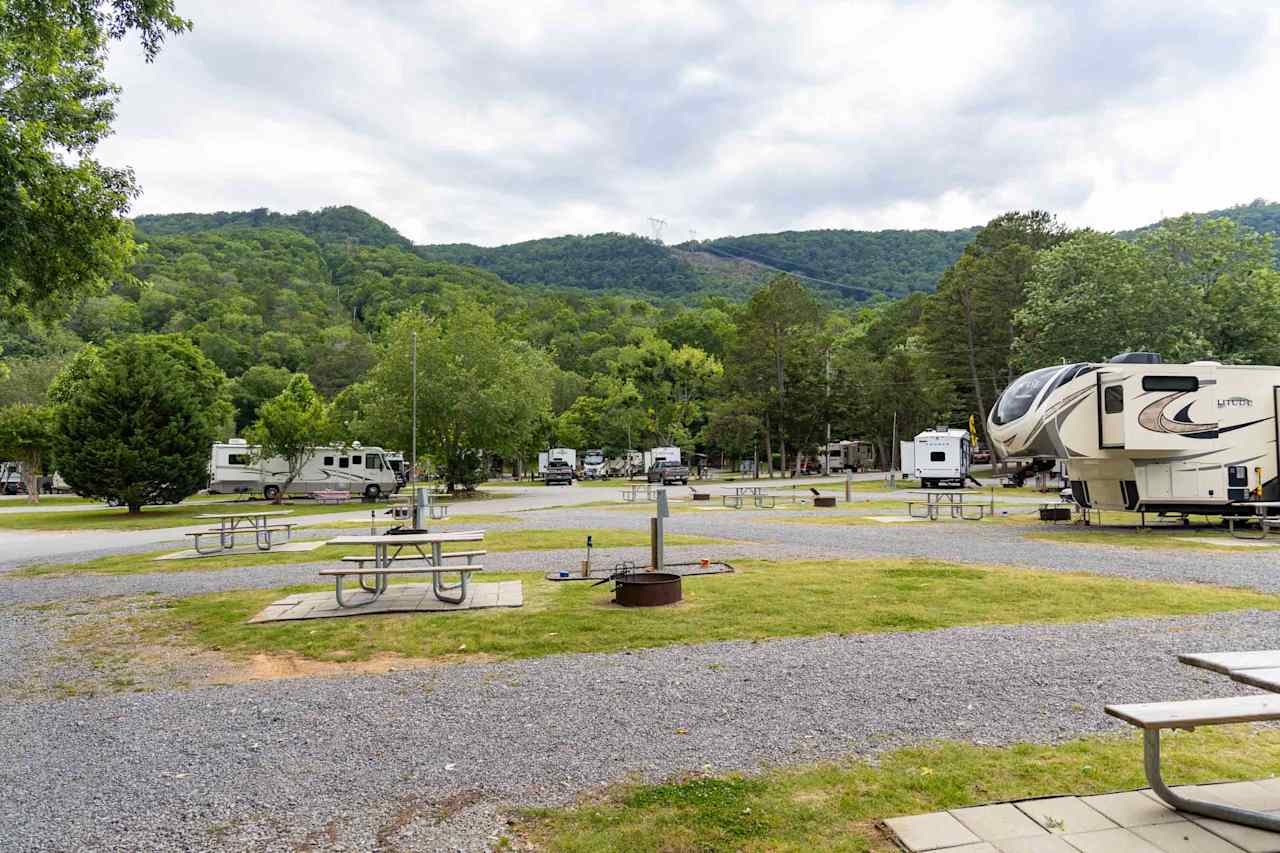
[968,414,978,447]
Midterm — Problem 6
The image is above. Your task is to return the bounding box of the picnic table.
[188,510,294,555]
[1225,501,1280,539]
[323,531,485,608]
[1105,649,1280,833]
[391,492,449,520]
[905,489,993,521]
[621,484,656,502]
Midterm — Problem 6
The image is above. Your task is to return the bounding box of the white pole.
[411,328,418,494]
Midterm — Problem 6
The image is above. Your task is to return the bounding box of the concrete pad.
[247,580,523,623]
[1132,821,1253,852]
[1082,791,1182,827]
[867,514,925,523]
[1060,827,1164,853]
[953,803,1049,841]
[1015,797,1116,835]
[884,811,981,851]
[154,540,324,560]
[1197,782,1280,812]
[992,836,1078,852]
[1187,815,1280,853]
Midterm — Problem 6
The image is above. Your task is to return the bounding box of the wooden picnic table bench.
[904,489,993,521]
[1105,648,1280,832]
[189,510,295,554]
[324,531,485,608]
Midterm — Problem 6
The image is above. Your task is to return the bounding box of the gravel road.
[4,610,1276,851]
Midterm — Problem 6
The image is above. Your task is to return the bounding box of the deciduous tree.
[245,374,332,501]
[0,403,53,502]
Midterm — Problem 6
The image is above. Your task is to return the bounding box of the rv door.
[1098,373,1125,449]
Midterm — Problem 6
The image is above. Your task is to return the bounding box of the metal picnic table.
[1225,501,1280,540]
[324,531,484,606]
[905,489,994,521]
[190,510,294,554]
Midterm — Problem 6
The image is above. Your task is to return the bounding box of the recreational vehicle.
[537,448,576,476]
[986,353,1280,515]
[208,439,401,500]
[581,449,607,479]
[901,428,974,488]
[824,440,876,473]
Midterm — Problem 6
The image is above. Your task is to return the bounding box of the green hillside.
[134,205,413,249]
[1117,198,1280,247]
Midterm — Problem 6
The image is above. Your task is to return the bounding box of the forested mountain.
[1118,199,1280,261]
[134,205,413,249]
[692,227,981,300]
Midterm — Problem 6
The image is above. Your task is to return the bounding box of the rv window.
[367,454,382,470]
[1104,386,1124,414]
[228,453,249,466]
[1142,375,1198,392]
[351,455,362,466]
[323,456,334,466]
[929,451,946,462]
[338,457,349,469]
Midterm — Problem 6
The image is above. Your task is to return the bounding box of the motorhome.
[537,448,576,476]
[1,461,21,495]
[987,353,1280,515]
[824,440,876,473]
[581,449,607,479]
[901,428,974,488]
[208,439,401,500]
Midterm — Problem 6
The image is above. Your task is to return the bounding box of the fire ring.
[613,572,682,607]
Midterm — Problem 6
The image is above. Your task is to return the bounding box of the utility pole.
[648,217,667,244]
[824,346,831,476]
[411,329,418,493]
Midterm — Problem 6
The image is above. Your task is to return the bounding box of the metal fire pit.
[613,572,682,607]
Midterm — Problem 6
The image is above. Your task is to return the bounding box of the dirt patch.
[216,651,459,684]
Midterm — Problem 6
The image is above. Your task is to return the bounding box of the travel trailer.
[537,448,576,476]
[642,446,682,470]
[986,353,1279,515]
[901,428,975,488]
[824,440,876,473]
[580,449,607,479]
[208,439,401,500]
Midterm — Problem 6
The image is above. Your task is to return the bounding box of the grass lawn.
[0,499,385,531]
[109,558,1280,663]
[519,726,1280,852]
[14,529,730,577]
[1025,524,1280,552]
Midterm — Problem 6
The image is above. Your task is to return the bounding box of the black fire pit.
[613,572,682,607]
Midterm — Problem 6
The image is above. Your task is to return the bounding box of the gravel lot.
[4,610,1276,851]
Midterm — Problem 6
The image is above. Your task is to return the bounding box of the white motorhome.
[1,461,21,495]
[902,428,973,488]
[537,448,577,476]
[581,449,607,479]
[824,440,876,473]
[988,353,1280,516]
[208,439,401,500]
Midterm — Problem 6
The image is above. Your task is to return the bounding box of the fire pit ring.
[614,572,682,607]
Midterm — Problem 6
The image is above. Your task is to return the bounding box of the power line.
[701,245,882,297]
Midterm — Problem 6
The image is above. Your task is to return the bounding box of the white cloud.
[96,0,1280,245]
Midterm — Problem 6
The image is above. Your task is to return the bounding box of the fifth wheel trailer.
[208,439,401,500]
[901,428,974,488]
[987,353,1280,515]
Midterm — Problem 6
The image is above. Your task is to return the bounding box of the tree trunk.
[959,290,992,454]
[127,502,143,514]
[779,427,787,479]
[18,459,40,504]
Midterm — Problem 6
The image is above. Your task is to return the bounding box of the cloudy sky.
[99,0,1280,246]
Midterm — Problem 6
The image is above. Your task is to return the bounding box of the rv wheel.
[364,484,382,500]
[263,484,281,501]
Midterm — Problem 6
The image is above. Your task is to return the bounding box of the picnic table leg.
[430,542,469,604]
[192,533,223,556]
[334,574,379,608]
[1143,729,1280,832]
[220,519,234,551]
[255,518,273,551]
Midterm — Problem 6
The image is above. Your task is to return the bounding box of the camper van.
[988,353,1280,515]
[824,440,876,473]
[901,428,973,488]
[208,439,401,500]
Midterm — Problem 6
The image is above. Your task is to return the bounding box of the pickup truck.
[544,460,574,486]
[647,460,690,485]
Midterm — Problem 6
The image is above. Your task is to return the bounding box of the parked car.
[544,460,574,486]
[647,459,690,485]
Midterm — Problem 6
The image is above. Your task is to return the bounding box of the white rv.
[581,449,607,479]
[537,448,577,476]
[642,446,681,470]
[208,439,401,500]
[824,440,876,473]
[988,353,1280,516]
[902,428,973,488]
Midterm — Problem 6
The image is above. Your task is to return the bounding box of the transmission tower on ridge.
[648,217,667,244]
